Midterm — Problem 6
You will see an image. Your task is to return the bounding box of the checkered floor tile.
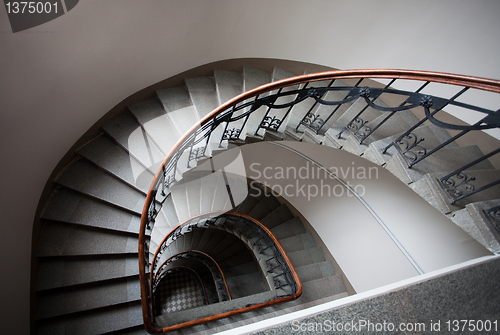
[155,269,207,314]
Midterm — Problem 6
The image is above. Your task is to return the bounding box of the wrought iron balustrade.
[139,69,500,332]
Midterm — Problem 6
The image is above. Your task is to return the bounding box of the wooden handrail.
[139,69,500,332]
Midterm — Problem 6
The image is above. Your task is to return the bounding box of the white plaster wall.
[1,1,499,332]
[234,142,490,292]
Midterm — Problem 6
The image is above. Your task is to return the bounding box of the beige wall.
[1,1,499,333]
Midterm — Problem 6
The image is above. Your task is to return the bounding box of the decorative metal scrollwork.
[395,133,427,163]
[163,173,175,190]
[260,116,283,131]
[300,112,325,131]
[189,146,206,161]
[440,172,476,199]
[222,128,242,140]
[147,199,157,226]
[348,117,372,139]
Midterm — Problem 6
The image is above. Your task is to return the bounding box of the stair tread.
[102,111,165,169]
[215,69,243,105]
[270,217,307,240]
[38,221,138,257]
[42,188,141,234]
[37,301,143,335]
[77,134,154,193]
[185,77,219,119]
[157,86,200,135]
[278,232,317,253]
[170,181,190,223]
[128,98,181,154]
[36,255,139,291]
[286,246,326,268]
[386,145,495,184]
[56,158,146,213]
[294,260,336,283]
[247,193,281,220]
[260,203,295,229]
[37,277,141,320]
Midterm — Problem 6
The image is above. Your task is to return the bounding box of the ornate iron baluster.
[382,87,470,155]
[338,79,396,139]
[358,81,430,144]
[438,147,500,203]
[395,133,427,162]
[440,172,476,200]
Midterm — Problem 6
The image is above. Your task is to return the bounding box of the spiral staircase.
[32,65,500,334]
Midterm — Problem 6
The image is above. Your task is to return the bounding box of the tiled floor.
[155,268,207,314]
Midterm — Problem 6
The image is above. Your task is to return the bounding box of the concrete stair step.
[300,128,324,144]
[42,188,141,234]
[128,98,181,155]
[77,134,154,193]
[283,126,304,142]
[294,260,336,283]
[333,96,385,132]
[184,176,202,219]
[247,193,281,220]
[362,109,420,143]
[156,85,200,135]
[286,246,326,268]
[278,232,317,253]
[362,123,458,166]
[215,69,243,105]
[270,217,307,240]
[149,211,173,248]
[235,188,265,215]
[37,221,138,257]
[211,171,232,213]
[36,276,141,320]
[260,203,295,229]
[386,145,495,184]
[224,271,268,299]
[170,181,190,224]
[55,158,146,213]
[213,236,250,261]
[223,261,261,278]
[185,76,219,120]
[321,124,349,149]
[37,301,143,335]
[340,111,420,156]
[226,173,249,210]
[450,199,500,254]
[413,170,500,214]
[101,111,165,170]
[192,228,218,252]
[217,248,255,268]
[36,254,139,291]
[204,231,242,258]
[161,195,181,228]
